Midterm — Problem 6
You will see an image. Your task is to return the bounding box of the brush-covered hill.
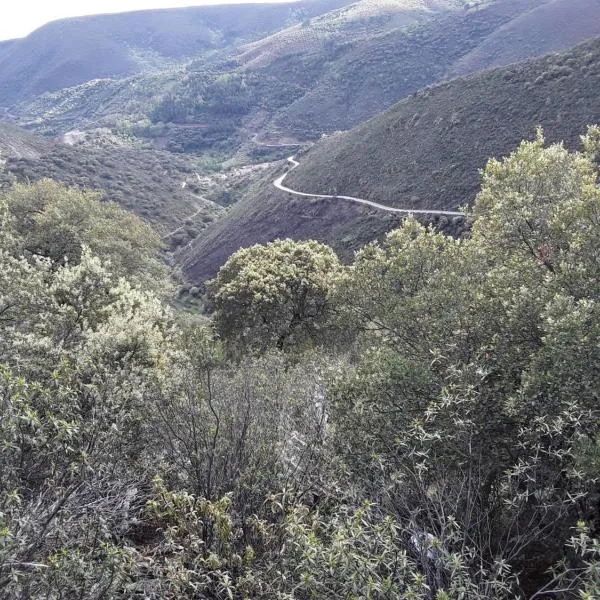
[0,0,353,107]
[181,35,600,283]
[265,0,548,133]
[284,35,600,210]
[10,0,467,146]
[232,0,462,69]
[0,124,223,241]
[13,0,600,156]
[449,0,600,77]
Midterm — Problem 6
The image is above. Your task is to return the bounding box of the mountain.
[181,35,600,283]
[232,0,462,69]
[449,0,600,77]
[266,0,548,133]
[0,0,354,107]
[245,0,600,135]
[283,36,600,210]
[16,0,600,156]
[10,0,466,137]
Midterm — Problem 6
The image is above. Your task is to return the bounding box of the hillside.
[232,0,462,69]
[284,36,600,209]
[182,35,600,282]
[0,124,223,241]
[11,0,465,140]
[267,0,548,133]
[0,123,55,159]
[0,0,354,107]
[449,0,600,77]
[13,0,600,155]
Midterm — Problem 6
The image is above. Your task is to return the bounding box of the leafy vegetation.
[208,239,342,352]
[2,0,600,594]
[3,129,599,597]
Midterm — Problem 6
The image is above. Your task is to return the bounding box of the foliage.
[327,127,600,597]
[5,143,223,237]
[3,179,169,292]
[2,131,600,598]
[208,239,342,353]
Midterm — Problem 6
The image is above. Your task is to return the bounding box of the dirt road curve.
[274,156,465,217]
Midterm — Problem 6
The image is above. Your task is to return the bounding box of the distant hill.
[449,0,600,77]
[233,0,462,69]
[0,0,354,107]
[182,35,600,283]
[267,0,548,133]
[14,0,600,154]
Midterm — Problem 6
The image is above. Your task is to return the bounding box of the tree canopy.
[1,130,600,598]
[208,238,342,352]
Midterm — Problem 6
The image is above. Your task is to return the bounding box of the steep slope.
[284,36,600,210]
[11,0,467,143]
[267,0,547,133]
[17,0,600,152]
[145,0,600,143]
[233,0,462,69]
[449,0,600,77]
[182,36,600,282]
[0,0,354,107]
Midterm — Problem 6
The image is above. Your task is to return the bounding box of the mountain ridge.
[0,0,355,107]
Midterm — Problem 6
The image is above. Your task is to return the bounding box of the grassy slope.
[0,0,354,107]
[182,36,600,283]
[449,0,600,76]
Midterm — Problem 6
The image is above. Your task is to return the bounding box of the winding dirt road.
[274,156,465,217]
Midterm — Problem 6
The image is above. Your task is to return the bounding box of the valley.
[2,1,600,597]
[2,0,600,287]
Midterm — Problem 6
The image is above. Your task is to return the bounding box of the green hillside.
[0,0,354,107]
[285,36,600,210]
[9,0,467,151]
[0,124,223,242]
[182,35,600,283]
[14,0,600,158]
[267,0,548,133]
[449,0,600,77]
